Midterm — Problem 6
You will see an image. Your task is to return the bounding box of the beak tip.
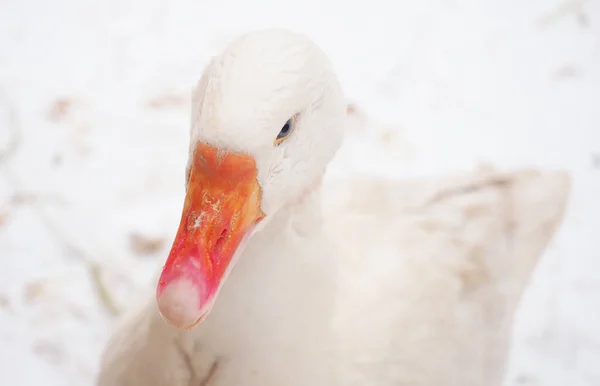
[156,278,206,330]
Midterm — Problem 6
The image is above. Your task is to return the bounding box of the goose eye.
[274,116,296,145]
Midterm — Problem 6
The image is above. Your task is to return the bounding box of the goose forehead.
[192,31,331,150]
[220,29,330,81]
[211,33,329,112]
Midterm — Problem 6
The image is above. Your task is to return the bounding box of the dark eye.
[274,116,296,145]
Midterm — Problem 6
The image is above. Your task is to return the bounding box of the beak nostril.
[213,228,229,253]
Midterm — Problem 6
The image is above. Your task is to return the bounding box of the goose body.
[96,29,570,386]
[327,171,568,385]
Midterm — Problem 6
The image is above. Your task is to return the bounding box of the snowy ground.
[0,0,598,385]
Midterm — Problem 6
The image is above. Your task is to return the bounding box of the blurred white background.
[0,0,598,385]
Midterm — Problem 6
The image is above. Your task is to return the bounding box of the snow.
[0,0,598,385]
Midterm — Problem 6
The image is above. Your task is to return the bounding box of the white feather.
[96,29,570,386]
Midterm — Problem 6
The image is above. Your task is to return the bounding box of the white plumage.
[96,29,570,386]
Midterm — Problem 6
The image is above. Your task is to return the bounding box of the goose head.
[156,29,346,330]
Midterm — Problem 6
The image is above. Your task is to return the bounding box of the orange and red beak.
[156,143,265,330]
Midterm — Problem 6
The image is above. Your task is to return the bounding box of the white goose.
[96,29,570,386]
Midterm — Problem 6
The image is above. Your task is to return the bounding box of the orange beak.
[156,143,265,330]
